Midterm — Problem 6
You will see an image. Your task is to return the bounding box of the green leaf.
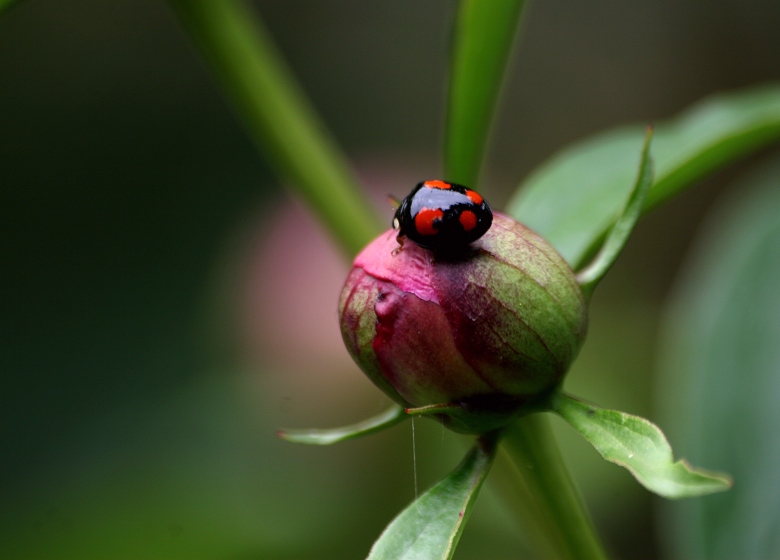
[444,0,527,188]
[169,0,381,257]
[277,405,406,445]
[367,432,499,560]
[657,158,780,559]
[552,393,731,499]
[576,127,654,294]
[507,84,780,267]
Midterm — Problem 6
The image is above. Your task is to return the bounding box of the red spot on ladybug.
[414,207,444,236]
[393,180,492,252]
[465,190,483,205]
[459,210,478,232]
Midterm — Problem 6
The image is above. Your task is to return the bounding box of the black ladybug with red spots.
[393,180,493,252]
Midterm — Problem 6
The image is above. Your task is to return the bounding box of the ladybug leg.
[391,235,405,255]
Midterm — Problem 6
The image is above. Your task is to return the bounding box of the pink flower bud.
[338,213,588,433]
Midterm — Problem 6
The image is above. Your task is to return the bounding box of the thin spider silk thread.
[412,417,418,499]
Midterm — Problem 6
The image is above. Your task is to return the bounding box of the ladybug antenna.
[387,195,401,209]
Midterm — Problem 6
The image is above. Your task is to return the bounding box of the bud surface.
[338,213,587,433]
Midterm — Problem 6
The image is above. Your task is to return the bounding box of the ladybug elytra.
[393,180,493,252]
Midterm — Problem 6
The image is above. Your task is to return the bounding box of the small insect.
[393,180,493,252]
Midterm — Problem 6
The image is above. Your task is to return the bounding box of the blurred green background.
[1,1,779,559]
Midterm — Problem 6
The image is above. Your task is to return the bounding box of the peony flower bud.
[338,213,588,433]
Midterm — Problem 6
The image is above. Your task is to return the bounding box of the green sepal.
[552,393,731,499]
[404,403,464,417]
[403,392,554,435]
[367,431,500,560]
[576,126,654,295]
[277,404,406,445]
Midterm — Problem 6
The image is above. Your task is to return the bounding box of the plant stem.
[445,0,527,188]
[498,414,608,560]
[169,0,381,257]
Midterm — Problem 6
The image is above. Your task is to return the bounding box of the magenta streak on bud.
[373,285,495,405]
[355,231,440,304]
[339,213,588,434]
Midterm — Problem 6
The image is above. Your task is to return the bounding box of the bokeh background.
[2,1,779,559]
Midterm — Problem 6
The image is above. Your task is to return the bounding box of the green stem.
[498,414,608,560]
[445,0,527,188]
[169,0,381,257]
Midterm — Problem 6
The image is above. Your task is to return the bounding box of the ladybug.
[393,179,493,252]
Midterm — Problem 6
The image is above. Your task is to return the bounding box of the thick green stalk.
[498,414,608,560]
[169,0,381,257]
[445,0,527,188]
